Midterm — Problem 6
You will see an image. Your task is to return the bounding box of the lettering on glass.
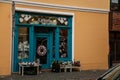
[19,14,68,26]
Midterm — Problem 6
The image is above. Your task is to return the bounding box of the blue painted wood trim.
[55,28,59,61]
[68,17,72,61]
[57,28,72,62]
[49,32,53,66]
[68,28,72,61]
[13,26,18,72]
[29,26,35,62]
[16,23,70,28]
[14,12,73,71]
[15,13,19,24]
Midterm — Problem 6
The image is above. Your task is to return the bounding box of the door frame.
[13,11,73,72]
[35,33,52,68]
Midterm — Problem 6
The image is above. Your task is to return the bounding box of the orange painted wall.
[0,0,109,75]
[0,2,11,75]
[26,0,109,10]
[74,12,109,70]
[16,4,109,70]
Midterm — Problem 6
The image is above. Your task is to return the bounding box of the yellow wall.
[0,0,109,75]
[0,2,11,75]
[74,12,109,70]
[26,0,109,10]
[16,4,109,70]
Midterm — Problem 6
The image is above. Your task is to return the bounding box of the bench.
[19,62,40,76]
[60,64,81,72]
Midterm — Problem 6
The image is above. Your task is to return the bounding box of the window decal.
[18,14,68,26]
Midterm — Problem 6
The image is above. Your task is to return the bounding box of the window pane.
[18,14,68,26]
[18,27,29,60]
[59,29,68,58]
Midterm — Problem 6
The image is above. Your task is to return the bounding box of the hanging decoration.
[18,14,68,26]
[37,45,47,56]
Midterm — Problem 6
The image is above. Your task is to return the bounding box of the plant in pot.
[51,60,60,72]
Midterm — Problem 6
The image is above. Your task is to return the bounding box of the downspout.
[11,1,15,74]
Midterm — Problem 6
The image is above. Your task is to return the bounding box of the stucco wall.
[0,2,11,75]
[74,12,109,70]
[0,0,109,75]
[16,3,109,70]
[27,0,109,10]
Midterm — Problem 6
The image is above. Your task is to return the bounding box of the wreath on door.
[37,45,47,56]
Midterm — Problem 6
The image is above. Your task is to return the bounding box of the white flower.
[63,18,66,21]
[28,15,32,19]
[24,16,29,21]
[60,19,64,24]
[52,20,57,25]
[21,14,25,17]
[57,17,60,21]
[64,21,68,25]
[19,18,24,22]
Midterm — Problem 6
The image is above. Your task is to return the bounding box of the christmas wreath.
[37,45,47,56]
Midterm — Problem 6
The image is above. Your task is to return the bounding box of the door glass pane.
[35,27,50,33]
[36,37,47,64]
[59,29,68,58]
[18,27,29,60]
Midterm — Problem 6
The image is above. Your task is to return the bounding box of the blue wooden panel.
[49,32,53,66]
[13,26,18,72]
[29,26,34,62]
[55,28,59,61]
[68,28,72,61]
[13,12,73,72]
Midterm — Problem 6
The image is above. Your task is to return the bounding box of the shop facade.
[0,0,109,75]
[13,10,73,72]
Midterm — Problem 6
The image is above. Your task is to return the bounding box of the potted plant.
[51,60,60,72]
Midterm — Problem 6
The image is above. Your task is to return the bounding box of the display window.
[13,12,72,72]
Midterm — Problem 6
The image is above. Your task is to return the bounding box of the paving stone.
[0,70,106,80]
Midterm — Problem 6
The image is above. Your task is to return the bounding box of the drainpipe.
[11,0,15,74]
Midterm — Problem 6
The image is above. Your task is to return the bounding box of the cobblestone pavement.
[0,70,106,80]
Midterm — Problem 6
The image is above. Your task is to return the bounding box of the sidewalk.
[0,70,106,80]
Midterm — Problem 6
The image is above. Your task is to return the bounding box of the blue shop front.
[13,11,73,72]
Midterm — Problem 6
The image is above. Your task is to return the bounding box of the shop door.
[35,34,50,68]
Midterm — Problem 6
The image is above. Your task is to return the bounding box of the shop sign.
[19,14,68,26]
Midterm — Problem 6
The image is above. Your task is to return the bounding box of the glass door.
[35,35,50,68]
